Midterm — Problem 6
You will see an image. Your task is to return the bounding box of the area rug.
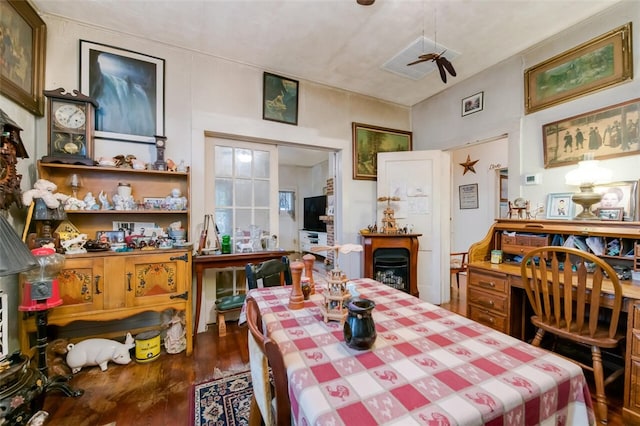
[192,370,253,425]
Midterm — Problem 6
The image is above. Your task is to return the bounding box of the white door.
[377,150,451,304]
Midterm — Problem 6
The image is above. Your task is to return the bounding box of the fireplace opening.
[373,248,410,293]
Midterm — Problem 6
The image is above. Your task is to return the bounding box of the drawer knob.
[479,280,496,288]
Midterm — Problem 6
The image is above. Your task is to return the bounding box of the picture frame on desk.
[545,193,575,219]
[592,180,639,221]
[80,40,165,144]
[596,207,624,221]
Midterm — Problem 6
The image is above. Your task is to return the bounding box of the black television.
[303,196,327,232]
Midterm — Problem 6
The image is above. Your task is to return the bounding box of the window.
[279,190,295,219]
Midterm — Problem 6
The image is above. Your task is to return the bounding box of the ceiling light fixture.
[357,0,375,5]
[407,2,457,83]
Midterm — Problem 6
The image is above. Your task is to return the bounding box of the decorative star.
[459,155,479,175]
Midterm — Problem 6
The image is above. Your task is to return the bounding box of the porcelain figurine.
[66,333,135,373]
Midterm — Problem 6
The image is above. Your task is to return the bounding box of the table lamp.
[565,156,612,220]
[0,214,38,277]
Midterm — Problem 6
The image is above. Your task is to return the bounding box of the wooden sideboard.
[360,233,421,297]
[468,219,640,423]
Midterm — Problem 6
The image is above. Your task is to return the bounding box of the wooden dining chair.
[520,246,625,424]
[215,256,291,336]
[246,296,291,426]
[450,252,468,288]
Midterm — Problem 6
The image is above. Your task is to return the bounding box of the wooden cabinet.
[19,162,193,356]
[32,161,190,239]
[625,302,640,424]
[299,230,327,253]
[469,219,640,423]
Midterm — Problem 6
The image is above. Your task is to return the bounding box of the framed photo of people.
[592,180,639,221]
[542,97,640,168]
[545,193,574,220]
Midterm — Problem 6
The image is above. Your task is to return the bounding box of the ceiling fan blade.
[436,60,447,83]
[407,58,428,66]
[439,56,457,77]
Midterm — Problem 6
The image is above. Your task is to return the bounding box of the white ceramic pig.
[66,333,135,373]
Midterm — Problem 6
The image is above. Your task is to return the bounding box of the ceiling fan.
[406,2,457,83]
[407,51,457,83]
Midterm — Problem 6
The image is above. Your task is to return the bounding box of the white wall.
[413,1,640,224]
[2,14,410,332]
[450,137,509,253]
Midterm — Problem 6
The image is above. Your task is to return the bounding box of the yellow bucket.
[135,330,161,363]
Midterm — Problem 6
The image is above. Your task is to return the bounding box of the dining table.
[246,277,595,425]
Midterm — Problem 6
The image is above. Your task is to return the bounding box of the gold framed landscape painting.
[352,123,412,180]
[524,22,632,114]
[542,97,640,168]
[0,0,46,116]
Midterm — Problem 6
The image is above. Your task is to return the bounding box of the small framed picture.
[596,207,624,221]
[462,91,484,116]
[143,197,166,209]
[96,230,125,244]
[545,193,574,219]
[263,72,299,125]
[459,183,479,209]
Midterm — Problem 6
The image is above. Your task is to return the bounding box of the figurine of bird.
[407,50,457,83]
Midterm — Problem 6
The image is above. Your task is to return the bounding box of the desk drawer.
[501,234,550,255]
[468,288,508,313]
[468,305,508,333]
[468,270,508,294]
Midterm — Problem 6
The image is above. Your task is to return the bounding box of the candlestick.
[288,261,305,310]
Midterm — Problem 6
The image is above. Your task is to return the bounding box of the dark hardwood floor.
[41,274,625,425]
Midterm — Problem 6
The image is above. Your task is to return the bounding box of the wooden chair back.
[520,245,625,423]
[246,256,292,290]
[450,252,468,288]
[520,246,623,341]
[246,297,291,426]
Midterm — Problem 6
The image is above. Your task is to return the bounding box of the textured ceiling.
[32,0,622,107]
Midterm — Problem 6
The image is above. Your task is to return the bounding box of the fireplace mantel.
[360,233,421,297]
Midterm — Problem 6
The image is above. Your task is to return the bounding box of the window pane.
[235,179,252,206]
[235,149,252,178]
[235,209,252,231]
[215,178,233,206]
[215,208,233,236]
[254,209,269,233]
[215,146,232,176]
[253,150,270,178]
[254,180,269,207]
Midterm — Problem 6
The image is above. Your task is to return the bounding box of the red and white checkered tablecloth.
[247,278,595,426]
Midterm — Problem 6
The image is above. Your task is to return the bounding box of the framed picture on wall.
[80,40,165,144]
[525,22,632,114]
[545,193,574,219]
[352,122,412,180]
[0,0,46,116]
[263,72,299,125]
[461,92,483,116]
[459,184,479,209]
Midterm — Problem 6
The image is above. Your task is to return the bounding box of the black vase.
[343,298,376,350]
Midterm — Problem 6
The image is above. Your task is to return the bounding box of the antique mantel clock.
[42,88,98,166]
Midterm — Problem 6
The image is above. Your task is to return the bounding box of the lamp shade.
[565,159,612,186]
[0,215,38,277]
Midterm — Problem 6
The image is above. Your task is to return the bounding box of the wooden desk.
[468,219,640,423]
[248,279,594,424]
[192,250,289,334]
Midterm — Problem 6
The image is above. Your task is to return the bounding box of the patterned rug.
[192,370,253,425]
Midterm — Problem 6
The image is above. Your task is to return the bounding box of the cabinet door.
[50,257,105,317]
[124,251,190,307]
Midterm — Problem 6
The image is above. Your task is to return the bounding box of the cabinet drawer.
[634,305,640,328]
[468,270,508,293]
[468,288,507,313]
[501,234,550,255]
[468,305,508,333]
